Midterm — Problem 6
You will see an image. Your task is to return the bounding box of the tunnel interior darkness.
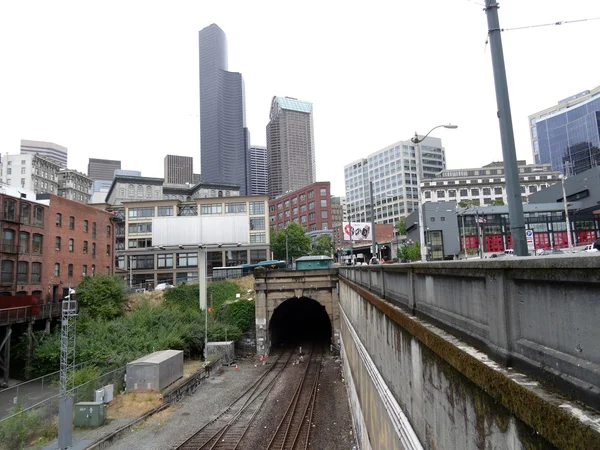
[269,297,332,346]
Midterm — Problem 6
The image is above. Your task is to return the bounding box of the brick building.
[268,182,332,234]
[38,194,115,301]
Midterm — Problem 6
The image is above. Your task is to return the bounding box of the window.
[128,222,152,234]
[430,217,436,222]
[471,189,479,196]
[55,236,61,251]
[128,207,155,218]
[84,220,88,232]
[249,217,265,230]
[1,261,14,283]
[291,197,298,205]
[128,184,134,196]
[69,216,75,230]
[21,167,26,174]
[106,245,110,256]
[3,198,16,221]
[92,222,96,238]
[56,213,62,227]
[436,190,445,198]
[92,243,96,258]
[54,263,60,277]
[300,205,307,213]
[494,187,503,195]
[249,201,265,215]
[106,225,111,237]
[321,222,328,230]
[130,255,154,269]
[308,190,315,199]
[320,199,327,207]
[529,185,537,193]
[31,262,41,283]
[83,241,88,254]
[69,238,74,252]
[68,264,73,277]
[91,265,95,276]
[20,203,30,225]
[177,253,198,268]
[292,207,298,215]
[483,188,491,196]
[6,168,11,175]
[225,202,247,213]
[19,232,29,254]
[158,254,173,268]
[299,194,306,202]
[309,212,316,221]
[105,266,110,275]
[146,186,152,198]
[157,206,173,216]
[308,201,315,210]
[449,190,456,198]
[424,191,431,199]
[137,185,143,197]
[82,265,87,276]
[441,217,446,222]
[321,211,328,219]
[284,200,290,208]
[17,262,28,283]
[320,188,327,196]
[32,234,43,254]
[201,204,222,215]
[459,189,468,197]
[250,233,266,243]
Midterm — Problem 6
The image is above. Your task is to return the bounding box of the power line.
[500,16,600,32]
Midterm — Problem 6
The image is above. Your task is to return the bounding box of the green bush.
[76,275,127,320]
[207,281,243,310]
[219,300,255,333]
[0,405,41,450]
[163,284,200,310]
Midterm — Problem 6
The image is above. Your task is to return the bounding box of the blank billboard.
[152,216,250,246]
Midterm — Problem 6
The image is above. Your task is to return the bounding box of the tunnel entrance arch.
[253,268,340,354]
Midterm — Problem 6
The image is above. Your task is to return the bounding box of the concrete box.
[207,341,235,365]
[126,349,183,392]
[74,402,106,427]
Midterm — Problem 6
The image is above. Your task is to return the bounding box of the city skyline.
[1,1,599,197]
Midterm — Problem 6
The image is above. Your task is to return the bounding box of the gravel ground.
[77,349,356,450]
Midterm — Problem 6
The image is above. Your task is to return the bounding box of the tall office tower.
[88,158,122,181]
[199,23,248,194]
[164,155,194,185]
[247,146,268,195]
[266,96,316,199]
[344,136,446,226]
[20,140,68,167]
[529,86,600,175]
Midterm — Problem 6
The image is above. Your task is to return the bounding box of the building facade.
[87,158,121,181]
[164,155,194,185]
[199,23,249,194]
[344,136,446,226]
[115,195,270,286]
[0,188,114,301]
[58,169,93,204]
[20,140,68,167]
[247,145,268,196]
[0,153,60,195]
[268,182,331,233]
[266,96,316,199]
[421,161,560,206]
[529,86,600,174]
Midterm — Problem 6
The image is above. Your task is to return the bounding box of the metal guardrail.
[0,303,62,326]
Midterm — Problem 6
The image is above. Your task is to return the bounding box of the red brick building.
[269,182,332,232]
[0,189,115,302]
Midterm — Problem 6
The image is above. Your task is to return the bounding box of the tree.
[311,234,334,256]
[396,217,407,236]
[458,199,480,208]
[75,275,127,320]
[397,241,421,262]
[270,223,311,261]
[490,199,505,206]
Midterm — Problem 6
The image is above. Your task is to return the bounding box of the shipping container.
[126,349,183,392]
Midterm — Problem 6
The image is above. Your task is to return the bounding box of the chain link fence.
[0,365,126,449]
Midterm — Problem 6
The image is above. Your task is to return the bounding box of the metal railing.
[0,303,62,326]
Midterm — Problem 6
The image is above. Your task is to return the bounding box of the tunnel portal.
[269,296,332,346]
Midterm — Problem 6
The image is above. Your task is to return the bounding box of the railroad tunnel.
[269,296,332,346]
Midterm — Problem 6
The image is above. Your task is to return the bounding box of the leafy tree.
[458,199,480,208]
[219,300,255,333]
[271,223,311,261]
[311,234,334,256]
[490,199,505,206]
[75,275,127,320]
[396,217,407,235]
[397,241,421,262]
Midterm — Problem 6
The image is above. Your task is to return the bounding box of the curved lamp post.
[411,124,458,261]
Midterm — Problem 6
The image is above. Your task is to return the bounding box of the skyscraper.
[247,146,268,196]
[20,140,68,167]
[266,96,316,199]
[88,158,122,181]
[164,155,194,185]
[199,23,248,194]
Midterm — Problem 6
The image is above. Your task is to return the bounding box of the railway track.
[174,347,295,450]
[266,343,323,450]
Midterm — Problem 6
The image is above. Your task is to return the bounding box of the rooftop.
[275,96,313,114]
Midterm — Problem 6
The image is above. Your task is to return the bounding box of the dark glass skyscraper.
[199,24,248,194]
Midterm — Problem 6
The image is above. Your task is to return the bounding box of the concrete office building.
[57,169,93,204]
[529,86,600,174]
[421,161,560,205]
[88,158,121,181]
[344,136,445,226]
[247,146,268,196]
[267,97,316,198]
[20,140,68,167]
[199,23,249,194]
[0,154,60,196]
[164,155,194,185]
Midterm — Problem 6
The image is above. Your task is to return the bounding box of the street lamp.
[559,174,573,250]
[411,124,458,261]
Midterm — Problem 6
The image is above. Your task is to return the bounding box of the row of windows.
[2,230,43,254]
[271,210,328,222]
[54,237,110,256]
[56,214,109,237]
[423,184,546,199]
[0,260,110,283]
[2,199,45,227]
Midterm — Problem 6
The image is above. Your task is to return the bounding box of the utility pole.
[484,0,527,256]
[369,181,377,258]
[285,229,289,268]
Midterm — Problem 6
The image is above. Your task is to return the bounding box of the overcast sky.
[1,1,598,197]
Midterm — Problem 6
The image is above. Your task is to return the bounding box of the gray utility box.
[207,341,235,365]
[126,349,183,392]
[74,401,106,427]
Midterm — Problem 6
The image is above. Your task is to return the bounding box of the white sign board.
[343,222,372,241]
[525,229,535,252]
[152,216,250,246]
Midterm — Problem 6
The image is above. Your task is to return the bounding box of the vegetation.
[0,405,42,450]
[490,199,505,206]
[75,275,127,320]
[396,217,407,236]
[458,199,480,208]
[397,241,421,262]
[311,234,334,256]
[270,222,311,261]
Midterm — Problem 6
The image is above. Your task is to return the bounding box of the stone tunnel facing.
[269,296,332,346]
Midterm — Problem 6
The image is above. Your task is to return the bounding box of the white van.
[504,249,514,256]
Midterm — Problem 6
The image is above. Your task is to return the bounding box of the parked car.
[155,283,174,291]
[582,244,599,253]
[503,249,514,256]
